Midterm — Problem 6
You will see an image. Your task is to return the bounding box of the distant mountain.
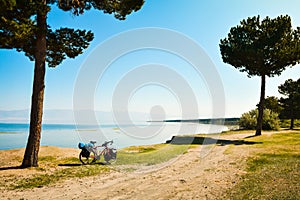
[0,109,30,123]
[1,109,233,125]
[162,118,240,126]
[0,109,151,124]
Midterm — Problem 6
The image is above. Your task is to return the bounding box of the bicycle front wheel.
[104,149,117,163]
[79,151,96,165]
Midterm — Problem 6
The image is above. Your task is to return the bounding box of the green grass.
[115,144,191,166]
[10,143,192,189]
[13,163,110,189]
[223,129,254,134]
[226,131,300,199]
[247,131,300,154]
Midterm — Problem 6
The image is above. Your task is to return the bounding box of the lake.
[0,122,228,150]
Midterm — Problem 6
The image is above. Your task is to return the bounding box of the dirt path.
[0,133,257,200]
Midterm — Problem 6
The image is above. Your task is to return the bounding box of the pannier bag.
[78,142,85,149]
[78,142,90,158]
[81,148,90,158]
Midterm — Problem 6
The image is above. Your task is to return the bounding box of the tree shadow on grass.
[0,165,22,171]
[288,128,300,131]
[58,162,109,167]
[0,161,110,170]
[58,163,82,167]
[0,163,108,170]
[166,136,262,146]
[244,135,260,139]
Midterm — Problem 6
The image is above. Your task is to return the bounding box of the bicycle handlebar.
[101,140,113,147]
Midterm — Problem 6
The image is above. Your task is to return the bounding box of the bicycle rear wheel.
[79,151,96,165]
[104,148,117,163]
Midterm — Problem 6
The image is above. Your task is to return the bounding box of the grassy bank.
[13,163,110,189]
[1,130,299,196]
[116,144,191,166]
[226,131,300,199]
[0,143,192,189]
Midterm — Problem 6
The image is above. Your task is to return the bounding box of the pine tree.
[220,15,300,135]
[278,78,300,129]
[0,0,144,167]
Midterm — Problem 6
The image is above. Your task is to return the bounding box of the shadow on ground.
[0,162,109,170]
[167,136,262,146]
[58,163,82,167]
[58,162,109,167]
[0,136,261,171]
[0,166,22,171]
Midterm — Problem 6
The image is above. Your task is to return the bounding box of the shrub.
[239,109,280,130]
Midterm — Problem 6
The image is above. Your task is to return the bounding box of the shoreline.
[0,123,231,151]
[1,130,298,200]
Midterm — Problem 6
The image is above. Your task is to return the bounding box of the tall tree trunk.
[21,4,47,168]
[289,100,295,130]
[256,74,266,136]
[290,118,294,130]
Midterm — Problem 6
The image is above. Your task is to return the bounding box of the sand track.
[0,133,256,200]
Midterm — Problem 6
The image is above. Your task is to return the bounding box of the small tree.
[220,15,300,136]
[278,78,300,129]
[0,0,144,168]
[259,96,282,114]
[239,109,257,130]
[239,108,280,130]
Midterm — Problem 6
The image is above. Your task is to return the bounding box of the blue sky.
[1,0,300,120]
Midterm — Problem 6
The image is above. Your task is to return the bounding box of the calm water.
[0,123,228,150]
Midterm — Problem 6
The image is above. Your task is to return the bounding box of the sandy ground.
[0,132,259,200]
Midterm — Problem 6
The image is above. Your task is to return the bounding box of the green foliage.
[0,1,37,50]
[46,28,94,67]
[0,1,93,67]
[278,78,300,119]
[220,15,300,135]
[263,96,282,114]
[18,27,94,67]
[51,0,144,19]
[239,108,280,130]
[0,0,145,67]
[239,109,257,130]
[220,15,300,78]
[0,0,16,11]
[280,119,300,129]
[0,0,144,168]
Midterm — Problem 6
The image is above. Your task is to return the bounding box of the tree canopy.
[220,15,300,77]
[0,0,144,168]
[259,96,282,114]
[278,78,300,129]
[220,15,300,135]
[239,108,280,131]
[0,0,144,67]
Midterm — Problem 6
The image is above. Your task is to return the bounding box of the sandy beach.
[0,131,264,200]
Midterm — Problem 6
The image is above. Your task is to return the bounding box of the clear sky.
[1,0,300,120]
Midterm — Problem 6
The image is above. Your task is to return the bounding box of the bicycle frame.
[90,145,109,160]
[79,140,116,165]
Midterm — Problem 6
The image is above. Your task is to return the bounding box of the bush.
[239,108,280,130]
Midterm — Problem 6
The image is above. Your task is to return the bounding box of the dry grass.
[226,131,300,199]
